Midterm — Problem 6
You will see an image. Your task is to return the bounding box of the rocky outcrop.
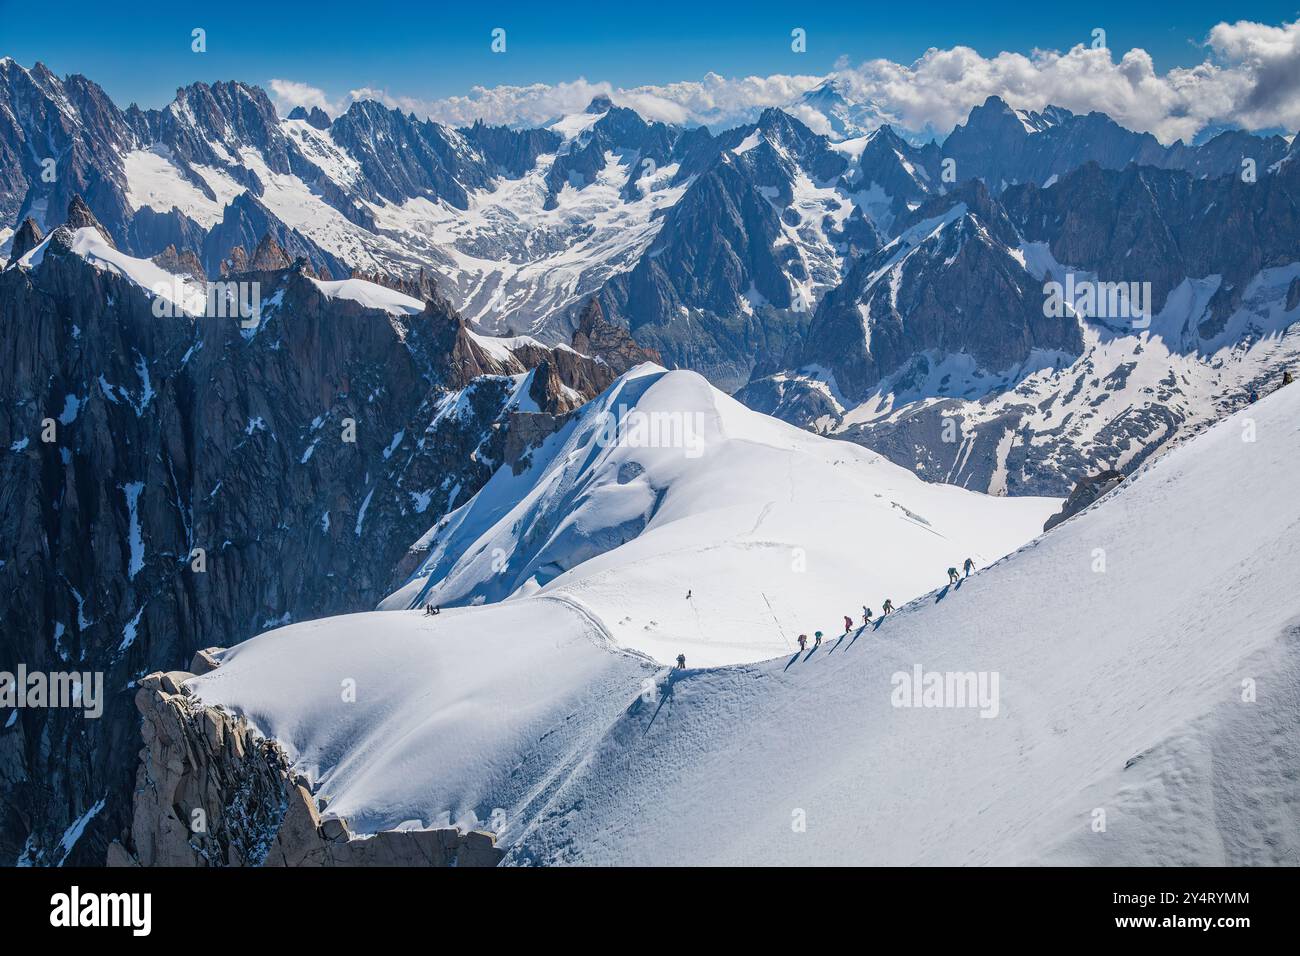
[350,265,444,305]
[66,194,116,246]
[151,243,205,281]
[287,105,331,131]
[201,192,344,279]
[570,297,662,373]
[249,233,293,272]
[1043,470,1125,531]
[114,667,502,867]
[219,244,249,275]
[5,216,43,265]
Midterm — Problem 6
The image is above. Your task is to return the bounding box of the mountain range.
[5,56,1298,499]
[4,53,1300,865]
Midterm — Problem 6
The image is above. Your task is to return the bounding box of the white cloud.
[268,79,341,118]
[826,21,1300,143]
[267,20,1300,143]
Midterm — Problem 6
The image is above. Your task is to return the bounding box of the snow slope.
[383,364,1059,666]
[506,379,1300,865]
[188,601,656,836]
[191,372,1300,865]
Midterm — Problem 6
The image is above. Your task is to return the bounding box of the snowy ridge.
[506,380,1300,865]
[191,376,1300,864]
[383,365,1058,666]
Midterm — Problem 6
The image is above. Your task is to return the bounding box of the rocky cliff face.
[0,200,643,865]
[1043,470,1126,532]
[797,180,1083,402]
[738,149,1300,495]
[115,657,502,867]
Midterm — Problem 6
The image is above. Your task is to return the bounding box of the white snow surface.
[382,365,1058,666]
[191,372,1300,864]
[189,601,655,835]
[307,278,425,316]
[504,381,1300,865]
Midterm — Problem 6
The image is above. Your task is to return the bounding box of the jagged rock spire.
[5,216,43,266]
[64,195,117,248]
[570,297,662,372]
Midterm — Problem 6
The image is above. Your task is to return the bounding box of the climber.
[1283,369,1294,387]
[947,567,960,584]
[813,631,823,649]
[882,599,894,615]
[675,653,686,669]
[686,589,692,600]
[862,606,873,625]
[963,557,975,577]
[798,634,808,651]
[844,615,853,634]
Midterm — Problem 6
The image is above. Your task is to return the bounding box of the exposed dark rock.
[1044,470,1126,531]
[287,105,331,131]
[5,216,42,265]
[151,243,205,281]
[65,193,116,246]
[460,120,561,178]
[570,297,661,373]
[249,233,293,272]
[0,227,619,865]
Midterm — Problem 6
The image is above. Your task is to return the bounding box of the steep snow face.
[506,380,1300,865]
[384,365,1058,666]
[122,146,234,229]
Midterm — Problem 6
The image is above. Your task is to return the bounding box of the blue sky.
[2,0,1296,110]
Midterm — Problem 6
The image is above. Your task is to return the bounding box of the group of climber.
[948,557,976,584]
[672,556,979,666]
[789,559,975,653]
[423,604,441,616]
